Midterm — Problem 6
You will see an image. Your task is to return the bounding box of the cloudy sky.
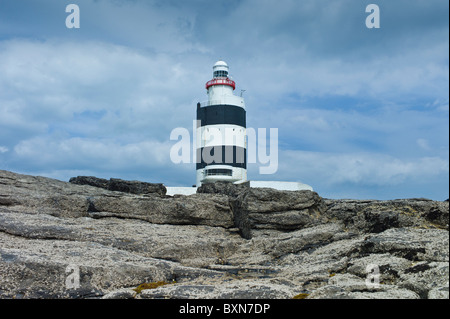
[0,0,448,200]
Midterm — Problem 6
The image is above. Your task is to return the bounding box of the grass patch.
[292,293,310,299]
[133,281,170,294]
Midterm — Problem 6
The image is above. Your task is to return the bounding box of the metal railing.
[205,78,236,90]
[198,100,232,107]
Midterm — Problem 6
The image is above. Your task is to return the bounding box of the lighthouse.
[166,60,314,196]
[196,61,247,186]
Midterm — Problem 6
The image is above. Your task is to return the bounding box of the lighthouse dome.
[213,60,229,78]
[214,60,228,67]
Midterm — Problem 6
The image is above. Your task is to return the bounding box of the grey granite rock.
[69,176,167,196]
[0,170,448,299]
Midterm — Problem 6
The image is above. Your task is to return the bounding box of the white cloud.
[13,135,172,171]
[0,39,205,142]
[275,150,449,188]
[417,138,431,151]
[0,146,8,153]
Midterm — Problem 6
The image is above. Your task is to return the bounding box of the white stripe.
[196,124,246,148]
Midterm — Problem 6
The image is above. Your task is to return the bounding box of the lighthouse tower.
[196,61,247,186]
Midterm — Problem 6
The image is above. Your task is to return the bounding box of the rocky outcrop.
[69,176,167,196]
[0,170,448,299]
[324,198,449,232]
[197,181,327,238]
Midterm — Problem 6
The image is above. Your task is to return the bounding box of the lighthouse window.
[214,70,228,78]
[205,169,232,176]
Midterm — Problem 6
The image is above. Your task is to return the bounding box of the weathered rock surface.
[69,176,167,196]
[197,181,327,238]
[0,170,448,299]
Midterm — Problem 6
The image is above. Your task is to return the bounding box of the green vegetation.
[292,293,310,299]
[133,281,170,294]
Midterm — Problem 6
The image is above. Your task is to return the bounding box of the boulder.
[69,176,167,196]
[197,181,327,236]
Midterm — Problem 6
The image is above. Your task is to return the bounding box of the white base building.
[166,180,313,196]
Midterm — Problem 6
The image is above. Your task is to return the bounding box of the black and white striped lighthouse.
[196,61,247,186]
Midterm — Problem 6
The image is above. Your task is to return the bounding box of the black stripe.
[197,104,246,127]
[196,146,247,169]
